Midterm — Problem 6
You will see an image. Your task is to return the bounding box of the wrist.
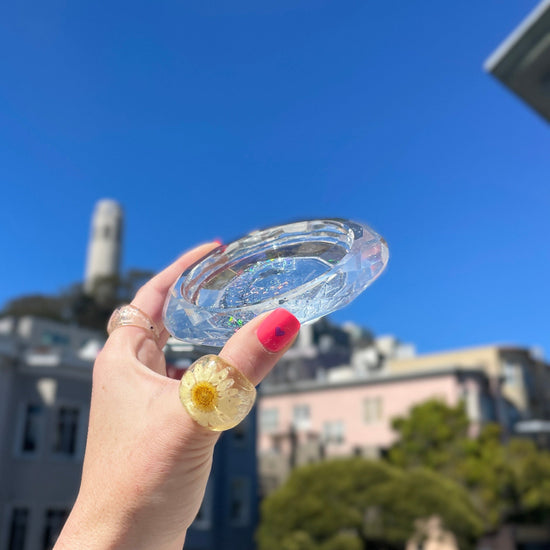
[54,496,129,550]
[55,496,187,550]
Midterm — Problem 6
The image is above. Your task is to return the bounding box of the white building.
[84,199,124,299]
[0,316,102,550]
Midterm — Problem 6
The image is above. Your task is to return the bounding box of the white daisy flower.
[179,355,256,431]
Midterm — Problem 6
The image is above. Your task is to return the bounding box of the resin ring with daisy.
[179,355,256,431]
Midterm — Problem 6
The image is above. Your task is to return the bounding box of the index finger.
[132,242,220,337]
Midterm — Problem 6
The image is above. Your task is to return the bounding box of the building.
[258,364,495,496]
[485,0,550,123]
[0,316,102,550]
[264,318,413,387]
[258,322,550,495]
[84,199,124,301]
[387,344,550,436]
[0,317,259,550]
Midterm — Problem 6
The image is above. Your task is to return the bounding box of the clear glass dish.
[163,219,388,346]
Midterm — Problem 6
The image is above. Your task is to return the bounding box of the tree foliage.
[388,399,550,530]
[388,399,469,474]
[259,401,550,550]
[257,458,482,550]
[1,269,154,331]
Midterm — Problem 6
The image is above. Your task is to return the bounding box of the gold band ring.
[179,355,256,431]
[107,304,161,341]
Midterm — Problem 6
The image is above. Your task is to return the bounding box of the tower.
[84,200,124,299]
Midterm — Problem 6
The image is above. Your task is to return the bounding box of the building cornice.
[260,366,487,396]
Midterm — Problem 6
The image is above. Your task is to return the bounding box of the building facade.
[258,366,495,496]
[83,199,124,301]
[485,0,550,123]
[0,317,101,550]
[0,317,259,550]
[387,344,550,432]
[258,320,550,496]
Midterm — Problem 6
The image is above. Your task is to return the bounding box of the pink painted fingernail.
[257,309,300,352]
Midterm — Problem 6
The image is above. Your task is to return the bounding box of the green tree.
[257,458,482,550]
[1,294,68,323]
[506,437,550,523]
[459,424,550,527]
[1,269,154,331]
[387,399,550,531]
[388,399,469,474]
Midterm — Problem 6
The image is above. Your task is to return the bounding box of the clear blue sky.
[1,0,549,356]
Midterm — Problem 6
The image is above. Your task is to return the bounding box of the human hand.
[55,242,300,550]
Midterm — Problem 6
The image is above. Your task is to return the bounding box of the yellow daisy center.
[191,381,218,412]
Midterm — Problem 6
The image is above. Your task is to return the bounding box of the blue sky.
[1,0,549,356]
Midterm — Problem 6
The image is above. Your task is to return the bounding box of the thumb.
[166,309,300,433]
[220,308,301,386]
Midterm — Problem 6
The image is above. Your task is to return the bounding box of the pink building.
[258,367,494,494]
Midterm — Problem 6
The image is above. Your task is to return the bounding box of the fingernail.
[257,308,300,353]
[213,238,223,245]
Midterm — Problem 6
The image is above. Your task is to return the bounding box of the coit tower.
[84,199,124,296]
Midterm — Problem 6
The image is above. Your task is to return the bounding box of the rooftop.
[485,0,550,122]
[260,366,488,396]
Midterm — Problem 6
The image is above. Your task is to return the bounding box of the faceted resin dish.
[163,219,389,346]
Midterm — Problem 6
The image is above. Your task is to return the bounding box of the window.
[319,335,333,353]
[42,509,68,550]
[41,332,70,347]
[260,408,279,433]
[480,392,497,422]
[8,508,29,550]
[20,404,43,454]
[363,397,383,424]
[292,404,310,430]
[322,420,345,444]
[229,478,250,526]
[503,361,521,387]
[53,407,80,456]
[232,415,249,445]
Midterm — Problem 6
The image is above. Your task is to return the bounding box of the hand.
[55,242,300,550]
